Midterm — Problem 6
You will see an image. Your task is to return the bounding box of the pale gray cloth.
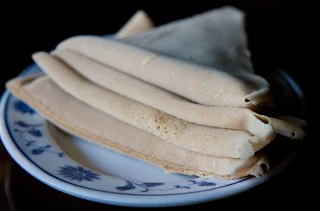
[119,6,252,73]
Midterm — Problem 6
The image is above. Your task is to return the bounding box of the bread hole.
[292,132,296,137]
[245,98,250,103]
[260,164,268,172]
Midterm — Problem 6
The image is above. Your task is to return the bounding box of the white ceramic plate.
[0,62,305,207]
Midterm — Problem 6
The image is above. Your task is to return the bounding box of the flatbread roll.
[55,35,273,108]
[32,52,277,160]
[115,10,154,38]
[5,75,270,179]
[55,6,274,108]
[52,49,305,141]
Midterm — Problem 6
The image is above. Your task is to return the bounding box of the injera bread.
[52,49,305,140]
[5,75,270,179]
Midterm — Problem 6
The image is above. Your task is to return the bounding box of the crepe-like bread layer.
[115,10,154,38]
[52,49,305,141]
[32,52,282,159]
[56,35,273,108]
[5,75,270,179]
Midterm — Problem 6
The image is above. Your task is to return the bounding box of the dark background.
[1,1,318,209]
[0,1,312,87]
[0,1,312,93]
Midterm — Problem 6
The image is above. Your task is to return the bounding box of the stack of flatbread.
[5,7,306,179]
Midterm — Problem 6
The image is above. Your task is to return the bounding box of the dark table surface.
[1,1,317,210]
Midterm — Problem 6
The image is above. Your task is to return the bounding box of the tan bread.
[55,34,274,108]
[32,52,279,160]
[5,75,270,179]
[52,49,305,141]
[268,117,306,139]
[115,10,154,38]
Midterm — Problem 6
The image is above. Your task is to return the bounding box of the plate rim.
[0,63,305,207]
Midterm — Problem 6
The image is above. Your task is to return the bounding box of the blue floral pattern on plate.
[116,179,216,192]
[14,100,36,115]
[58,165,101,182]
[12,102,64,158]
